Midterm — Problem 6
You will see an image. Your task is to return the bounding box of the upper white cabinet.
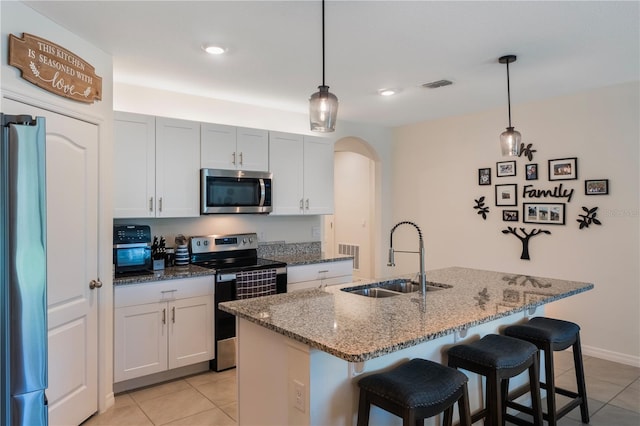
[113,112,156,218]
[269,132,334,215]
[113,112,200,218]
[201,123,269,171]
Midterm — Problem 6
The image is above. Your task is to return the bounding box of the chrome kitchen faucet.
[388,221,427,295]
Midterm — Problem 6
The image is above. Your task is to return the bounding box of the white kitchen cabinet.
[201,123,269,171]
[113,112,200,218]
[269,131,334,215]
[287,259,353,292]
[114,276,214,383]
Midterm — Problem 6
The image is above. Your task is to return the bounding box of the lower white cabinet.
[114,276,214,383]
[287,259,353,292]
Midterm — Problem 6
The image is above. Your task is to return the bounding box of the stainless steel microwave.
[201,169,272,214]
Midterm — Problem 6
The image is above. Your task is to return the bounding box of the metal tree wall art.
[473,196,490,219]
[518,143,537,161]
[502,227,551,260]
[577,206,602,229]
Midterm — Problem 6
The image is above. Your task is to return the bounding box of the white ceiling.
[23,1,640,128]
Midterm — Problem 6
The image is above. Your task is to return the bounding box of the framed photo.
[585,179,609,195]
[502,210,519,222]
[523,202,566,225]
[496,161,516,177]
[525,163,538,181]
[478,168,491,185]
[495,184,517,206]
[548,157,578,181]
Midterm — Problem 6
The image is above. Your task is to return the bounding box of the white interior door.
[3,99,99,425]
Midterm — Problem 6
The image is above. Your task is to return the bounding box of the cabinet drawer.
[287,259,353,283]
[115,276,214,308]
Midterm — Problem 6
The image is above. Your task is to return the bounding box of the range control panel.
[190,233,258,254]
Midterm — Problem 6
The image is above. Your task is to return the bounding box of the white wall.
[1,0,115,413]
[391,81,640,365]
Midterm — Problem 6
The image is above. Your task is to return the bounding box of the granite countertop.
[113,264,215,286]
[220,266,594,362]
[265,253,353,267]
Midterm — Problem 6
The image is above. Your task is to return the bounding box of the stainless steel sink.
[347,288,399,298]
[341,279,450,298]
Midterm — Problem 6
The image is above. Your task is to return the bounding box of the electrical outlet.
[293,380,305,412]
[311,226,321,238]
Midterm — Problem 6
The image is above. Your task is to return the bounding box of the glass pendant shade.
[500,126,522,156]
[309,85,338,132]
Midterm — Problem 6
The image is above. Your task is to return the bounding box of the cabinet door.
[236,127,269,171]
[269,131,304,215]
[114,302,167,382]
[113,112,156,218]
[155,117,201,217]
[201,123,237,170]
[303,136,335,215]
[168,295,214,369]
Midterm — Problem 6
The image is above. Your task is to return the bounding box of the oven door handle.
[218,273,237,283]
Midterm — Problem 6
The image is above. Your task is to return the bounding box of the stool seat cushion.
[504,317,580,346]
[447,334,537,369]
[358,358,468,409]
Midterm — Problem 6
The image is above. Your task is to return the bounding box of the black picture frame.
[548,157,578,181]
[478,168,491,185]
[495,184,518,206]
[525,163,538,181]
[523,202,566,225]
[585,179,609,195]
[496,161,516,177]
[502,210,519,222]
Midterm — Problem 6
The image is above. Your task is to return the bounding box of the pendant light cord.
[506,60,512,128]
[322,0,326,86]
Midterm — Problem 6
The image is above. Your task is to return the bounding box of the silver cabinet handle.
[299,199,304,210]
[239,152,243,165]
[89,279,102,290]
[172,306,175,323]
[162,308,166,325]
[232,152,236,165]
[149,197,154,212]
[318,270,329,274]
[305,199,310,210]
[158,197,163,212]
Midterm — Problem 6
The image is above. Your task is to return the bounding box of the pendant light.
[499,55,521,157]
[309,0,338,132]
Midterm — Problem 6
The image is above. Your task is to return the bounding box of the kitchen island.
[220,266,593,426]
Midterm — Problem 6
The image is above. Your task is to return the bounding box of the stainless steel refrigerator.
[0,113,48,425]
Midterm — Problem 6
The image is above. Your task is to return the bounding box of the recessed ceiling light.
[202,44,226,55]
[379,88,400,96]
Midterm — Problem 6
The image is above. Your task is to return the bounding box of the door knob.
[89,279,103,290]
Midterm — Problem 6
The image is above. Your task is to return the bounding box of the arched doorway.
[324,137,380,279]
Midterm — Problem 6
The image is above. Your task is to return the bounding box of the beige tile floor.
[84,352,639,426]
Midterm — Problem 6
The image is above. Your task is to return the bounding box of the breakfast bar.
[220,266,593,426]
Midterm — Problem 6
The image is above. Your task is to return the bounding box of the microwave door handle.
[259,179,266,206]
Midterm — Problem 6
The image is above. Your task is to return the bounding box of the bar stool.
[446,334,543,426]
[357,358,472,426]
[504,317,589,425]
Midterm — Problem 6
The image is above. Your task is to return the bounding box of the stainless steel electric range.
[190,233,286,371]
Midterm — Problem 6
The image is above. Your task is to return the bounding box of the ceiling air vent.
[421,80,453,89]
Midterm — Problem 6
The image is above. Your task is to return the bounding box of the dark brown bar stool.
[357,358,472,426]
[504,317,589,425]
[446,334,543,426]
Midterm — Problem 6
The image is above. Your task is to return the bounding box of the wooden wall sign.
[8,33,102,104]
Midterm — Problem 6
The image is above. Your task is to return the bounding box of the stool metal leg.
[542,343,558,426]
[458,383,472,426]
[573,334,590,423]
[357,390,370,426]
[529,352,543,426]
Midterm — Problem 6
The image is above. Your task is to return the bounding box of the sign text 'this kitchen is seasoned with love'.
[8,33,102,104]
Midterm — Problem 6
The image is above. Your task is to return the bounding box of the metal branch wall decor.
[577,206,602,229]
[501,227,551,260]
[474,142,611,259]
[474,196,490,220]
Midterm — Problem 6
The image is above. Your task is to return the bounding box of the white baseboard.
[582,344,640,368]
